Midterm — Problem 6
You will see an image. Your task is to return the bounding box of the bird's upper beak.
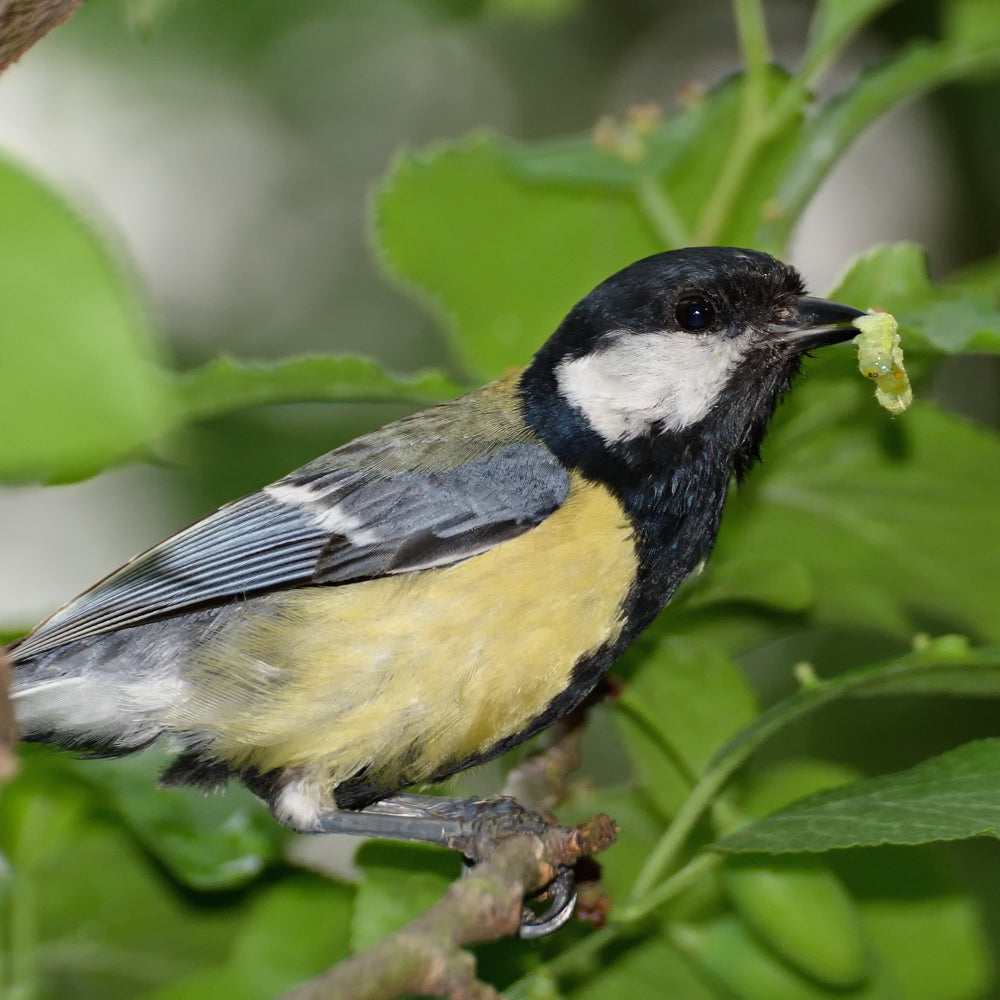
[774,296,866,351]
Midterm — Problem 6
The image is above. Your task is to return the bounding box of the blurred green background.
[0,0,996,623]
[3,1,1000,998]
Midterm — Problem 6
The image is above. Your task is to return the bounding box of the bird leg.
[304,792,578,938]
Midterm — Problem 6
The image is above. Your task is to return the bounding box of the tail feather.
[10,657,167,755]
[7,614,199,756]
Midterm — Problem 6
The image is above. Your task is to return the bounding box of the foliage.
[4,0,1000,997]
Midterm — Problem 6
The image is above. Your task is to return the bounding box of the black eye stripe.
[675,297,715,332]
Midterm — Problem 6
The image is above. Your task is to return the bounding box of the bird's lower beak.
[776,296,866,351]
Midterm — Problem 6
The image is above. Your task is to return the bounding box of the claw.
[310,793,588,939]
[519,865,577,939]
[463,856,578,938]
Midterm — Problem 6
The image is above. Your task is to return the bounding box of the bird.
[7,246,862,930]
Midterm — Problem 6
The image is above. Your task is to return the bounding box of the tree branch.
[502,677,618,814]
[280,815,617,1000]
[0,0,82,73]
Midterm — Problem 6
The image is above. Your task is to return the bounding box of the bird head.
[520,247,863,478]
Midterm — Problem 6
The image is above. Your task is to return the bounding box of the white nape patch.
[265,482,380,544]
[556,329,751,442]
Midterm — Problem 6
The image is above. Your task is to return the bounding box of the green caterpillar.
[852,311,912,415]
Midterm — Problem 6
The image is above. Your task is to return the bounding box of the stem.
[628,751,746,902]
[698,0,912,249]
[631,645,1000,899]
[693,131,762,246]
[733,0,772,113]
[505,854,725,998]
[629,674,845,900]
[616,851,723,924]
[693,0,772,243]
[762,0,904,172]
[505,855,721,998]
[760,40,1000,251]
[789,0,902,105]
[503,925,619,1000]
[634,175,690,249]
[508,647,1000,997]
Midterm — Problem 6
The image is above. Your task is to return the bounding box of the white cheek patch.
[555,330,750,442]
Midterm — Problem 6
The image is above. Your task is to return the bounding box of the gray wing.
[12,441,569,661]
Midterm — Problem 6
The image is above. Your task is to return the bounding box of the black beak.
[775,296,866,351]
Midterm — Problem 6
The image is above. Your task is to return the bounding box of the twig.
[0,0,83,72]
[502,677,619,814]
[501,713,584,816]
[280,815,617,1000]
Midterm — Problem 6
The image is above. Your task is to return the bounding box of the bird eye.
[675,297,715,332]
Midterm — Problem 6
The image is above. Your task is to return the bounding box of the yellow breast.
[173,472,636,796]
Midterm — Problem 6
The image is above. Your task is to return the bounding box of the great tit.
[8,246,862,876]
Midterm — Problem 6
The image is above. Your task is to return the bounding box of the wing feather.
[13,437,569,661]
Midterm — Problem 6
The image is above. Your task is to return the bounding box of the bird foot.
[306,792,587,937]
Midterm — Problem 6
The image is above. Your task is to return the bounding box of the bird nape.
[7,246,863,935]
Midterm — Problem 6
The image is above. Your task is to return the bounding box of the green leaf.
[720,739,1000,854]
[826,242,1000,355]
[683,556,815,614]
[944,0,1000,54]
[827,242,934,311]
[801,0,901,79]
[142,875,354,1000]
[4,750,351,1000]
[944,249,1000,301]
[178,355,464,423]
[350,841,460,951]
[484,0,581,20]
[563,929,720,1000]
[761,41,1000,250]
[1,791,243,999]
[619,637,759,780]
[722,855,868,987]
[506,112,705,191]
[139,968,251,1000]
[612,711,694,824]
[514,68,807,250]
[715,646,1000,811]
[629,646,1000,897]
[559,786,672,908]
[0,756,92,870]
[614,636,758,818]
[834,847,993,1000]
[676,915,896,1000]
[0,157,176,483]
[899,297,1000,354]
[374,133,660,377]
[676,70,804,247]
[68,750,286,890]
[691,849,993,1000]
[846,635,1000,698]
[738,758,863,819]
[225,875,353,988]
[718,392,1000,640]
[124,0,186,34]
